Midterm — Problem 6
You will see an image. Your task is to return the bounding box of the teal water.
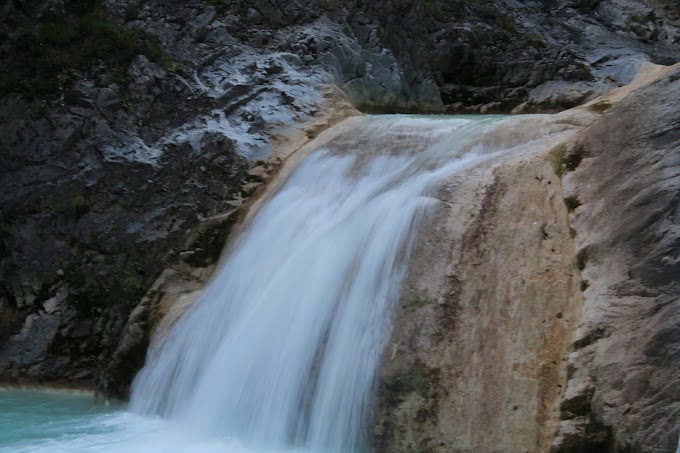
[0,389,326,452]
[0,389,127,452]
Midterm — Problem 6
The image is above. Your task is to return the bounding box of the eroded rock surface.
[374,65,680,452]
[1,0,680,418]
[373,113,588,452]
[554,63,680,453]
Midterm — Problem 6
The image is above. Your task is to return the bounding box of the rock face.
[554,64,680,452]
[373,111,591,452]
[355,0,680,112]
[0,0,679,436]
[374,66,680,452]
[0,0,365,392]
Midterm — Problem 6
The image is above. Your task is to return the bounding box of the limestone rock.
[554,64,680,452]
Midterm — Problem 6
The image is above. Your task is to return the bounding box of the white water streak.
[129,115,521,452]
[0,114,581,453]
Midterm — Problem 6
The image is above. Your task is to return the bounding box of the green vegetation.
[589,100,612,113]
[472,25,488,42]
[471,0,495,19]
[630,11,652,24]
[144,36,186,74]
[548,142,586,177]
[166,61,186,75]
[422,1,450,22]
[0,1,138,96]
[581,280,590,291]
[65,260,149,315]
[576,0,601,11]
[125,1,146,21]
[572,325,607,350]
[563,144,585,172]
[559,386,594,419]
[1,0,186,97]
[548,143,568,176]
[564,195,581,212]
[576,247,589,271]
[185,213,240,266]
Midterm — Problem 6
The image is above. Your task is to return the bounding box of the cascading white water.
[0,114,582,453]
[129,114,560,452]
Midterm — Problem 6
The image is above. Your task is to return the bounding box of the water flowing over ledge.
[129,114,566,451]
[0,113,585,452]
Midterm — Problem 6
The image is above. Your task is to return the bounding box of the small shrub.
[576,247,589,271]
[0,213,12,257]
[564,195,581,212]
[408,295,436,310]
[471,0,495,19]
[166,61,186,75]
[145,36,186,73]
[573,326,608,349]
[581,280,590,291]
[65,262,106,315]
[186,213,240,266]
[120,275,146,299]
[549,142,586,177]
[548,143,568,176]
[563,144,585,172]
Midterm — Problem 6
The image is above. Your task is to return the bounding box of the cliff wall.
[374,64,680,452]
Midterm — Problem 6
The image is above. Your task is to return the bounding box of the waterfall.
[129,114,563,452]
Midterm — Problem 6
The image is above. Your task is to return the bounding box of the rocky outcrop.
[354,0,680,112]
[373,110,592,452]
[373,65,680,452]
[553,63,680,452]
[0,0,365,391]
[1,0,680,410]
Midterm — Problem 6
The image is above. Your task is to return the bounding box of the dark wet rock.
[1,0,680,400]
